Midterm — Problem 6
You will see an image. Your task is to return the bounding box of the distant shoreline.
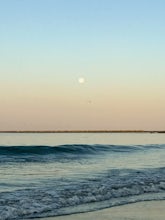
[0,130,165,133]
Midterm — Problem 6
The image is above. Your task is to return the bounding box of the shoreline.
[31,200,165,220]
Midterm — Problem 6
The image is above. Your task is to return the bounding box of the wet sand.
[32,200,165,220]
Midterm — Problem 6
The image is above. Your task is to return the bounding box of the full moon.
[78,77,85,84]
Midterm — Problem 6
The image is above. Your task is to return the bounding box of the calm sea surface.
[0,133,165,219]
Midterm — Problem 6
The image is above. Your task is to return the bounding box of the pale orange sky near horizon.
[1,0,165,130]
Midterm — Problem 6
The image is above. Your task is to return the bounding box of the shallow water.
[0,133,165,219]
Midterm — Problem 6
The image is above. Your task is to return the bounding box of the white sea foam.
[0,168,165,219]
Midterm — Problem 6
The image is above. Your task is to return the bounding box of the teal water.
[0,133,165,219]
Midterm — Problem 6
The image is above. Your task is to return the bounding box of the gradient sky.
[0,0,165,130]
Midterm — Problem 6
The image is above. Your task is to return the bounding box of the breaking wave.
[0,144,164,155]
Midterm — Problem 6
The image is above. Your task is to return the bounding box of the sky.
[0,0,165,131]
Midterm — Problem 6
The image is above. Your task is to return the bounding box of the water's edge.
[25,193,165,219]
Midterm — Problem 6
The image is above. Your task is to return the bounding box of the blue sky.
[0,0,165,130]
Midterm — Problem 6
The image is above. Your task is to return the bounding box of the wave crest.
[0,144,164,155]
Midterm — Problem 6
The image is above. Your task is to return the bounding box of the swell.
[0,144,164,156]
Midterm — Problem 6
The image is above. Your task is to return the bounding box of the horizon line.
[0,130,165,133]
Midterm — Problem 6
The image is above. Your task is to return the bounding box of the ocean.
[0,132,165,219]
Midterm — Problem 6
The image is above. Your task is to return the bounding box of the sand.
[32,200,165,220]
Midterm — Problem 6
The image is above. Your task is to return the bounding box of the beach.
[32,200,165,220]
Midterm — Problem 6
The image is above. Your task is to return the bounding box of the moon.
[78,77,85,84]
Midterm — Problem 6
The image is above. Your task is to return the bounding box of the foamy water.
[0,133,165,219]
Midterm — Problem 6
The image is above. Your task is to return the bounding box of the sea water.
[0,133,165,219]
